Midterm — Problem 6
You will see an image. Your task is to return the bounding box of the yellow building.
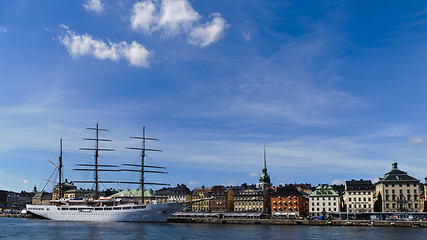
[234,189,268,213]
[191,187,212,212]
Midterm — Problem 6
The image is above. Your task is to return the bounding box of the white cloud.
[131,1,158,33]
[188,13,228,47]
[330,179,345,185]
[23,179,29,184]
[187,181,199,186]
[249,173,258,178]
[409,136,425,145]
[0,26,7,35]
[130,0,227,47]
[159,0,200,36]
[83,0,103,13]
[58,25,153,67]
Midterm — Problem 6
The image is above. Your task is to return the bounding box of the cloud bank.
[58,25,153,67]
[130,0,228,47]
[83,0,103,13]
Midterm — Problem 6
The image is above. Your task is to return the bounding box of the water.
[1,218,427,240]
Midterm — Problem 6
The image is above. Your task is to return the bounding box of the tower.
[257,146,272,190]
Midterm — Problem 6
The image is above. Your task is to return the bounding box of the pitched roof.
[308,184,339,197]
[377,161,420,183]
[345,179,374,191]
[109,189,155,198]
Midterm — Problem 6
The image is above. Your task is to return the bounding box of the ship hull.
[26,202,186,222]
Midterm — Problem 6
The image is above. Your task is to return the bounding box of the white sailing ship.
[26,123,187,222]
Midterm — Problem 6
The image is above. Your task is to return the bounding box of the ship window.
[95,208,102,211]
[70,208,77,211]
[113,207,122,210]
[104,207,112,210]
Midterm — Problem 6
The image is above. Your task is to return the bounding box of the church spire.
[259,146,271,184]
[263,146,267,171]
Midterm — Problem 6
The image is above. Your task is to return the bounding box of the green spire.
[259,146,271,184]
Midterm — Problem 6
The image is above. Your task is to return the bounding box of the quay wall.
[168,217,427,228]
[0,213,34,218]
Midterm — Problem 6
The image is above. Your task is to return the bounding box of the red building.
[270,185,308,218]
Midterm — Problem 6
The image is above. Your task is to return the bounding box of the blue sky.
[1,0,427,192]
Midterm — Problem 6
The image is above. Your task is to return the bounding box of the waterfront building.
[294,183,313,195]
[31,191,52,205]
[309,184,340,217]
[271,184,308,218]
[374,161,421,212]
[256,147,272,190]
[52,180,77,200]
[191,186,212,212]
[210,185,235,212]
[422,177,427,212]
[234,189,270,213]
[155,184,191,203]
[109,189,155,204]
[343,179,374,213]
[63,189,85,200]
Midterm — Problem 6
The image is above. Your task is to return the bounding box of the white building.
[309,184,340,217]
[343,179,374,213]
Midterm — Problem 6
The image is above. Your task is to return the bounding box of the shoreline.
[0,213,34,218]
[168,217,427,228]
[2,213,426,227]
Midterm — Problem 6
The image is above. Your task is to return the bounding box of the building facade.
[309,184,340,217]
[191,187,212,212]
[374,161,421,212]
[155,184,191,203]
[234,189,269,213]
[271,185,308,218]
[209,186,235,212]
[343,179,374,213]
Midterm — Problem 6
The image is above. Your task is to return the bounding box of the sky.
[1,0,427,193]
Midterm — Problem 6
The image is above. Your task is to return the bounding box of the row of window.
[348,197,371,202]
[385,203,419,209]
[385,195,418,201]
[311,207,337,212]
[235,202,262,206]
[311,202,337,206]
[348,204,371,209]
[385,189,417,194]
[273,206,298,211]
[347,191,371,195]
[272,201,297,205]
[384,183,418,188]
[311,197,338,201]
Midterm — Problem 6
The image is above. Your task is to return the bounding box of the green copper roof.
[109,189,155,198]
[308,184,339,197]
[377,161,420,183]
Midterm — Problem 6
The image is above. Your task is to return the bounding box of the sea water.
[1,218,426,240]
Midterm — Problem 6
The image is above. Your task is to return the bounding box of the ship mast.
[58,139,63,199]
[122,126,168,204]
[74,122,116,200]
